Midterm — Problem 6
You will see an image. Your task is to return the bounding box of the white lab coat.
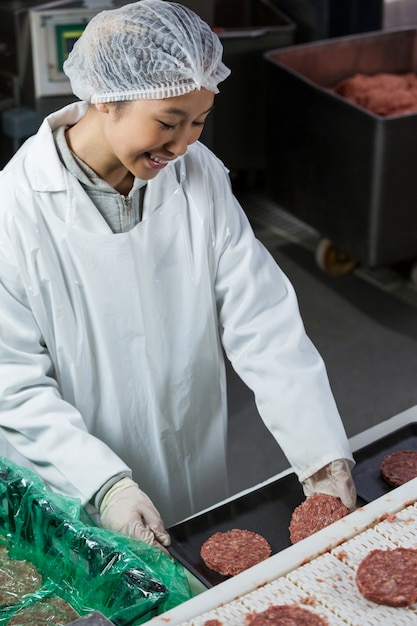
[0,102,353,526]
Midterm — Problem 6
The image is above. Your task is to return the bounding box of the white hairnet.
[63,0,231,103]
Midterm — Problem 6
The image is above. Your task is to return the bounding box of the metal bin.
[264,28,417,269]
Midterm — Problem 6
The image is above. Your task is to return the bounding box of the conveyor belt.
[177,502,417,625]
[150,410,417,626]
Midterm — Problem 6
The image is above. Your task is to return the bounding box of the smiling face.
[65,88,215,193]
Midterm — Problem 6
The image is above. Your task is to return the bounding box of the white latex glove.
[100,477,171,551]
[302,459,357,510]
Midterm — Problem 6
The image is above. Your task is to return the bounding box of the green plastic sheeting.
[0,458,193,625]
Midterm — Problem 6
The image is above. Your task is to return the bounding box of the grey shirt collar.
[53,125,146,233]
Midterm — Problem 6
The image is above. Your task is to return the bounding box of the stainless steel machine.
[0,0,131,166]
[0,0,86,166]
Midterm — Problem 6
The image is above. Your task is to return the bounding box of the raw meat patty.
[249,604,328,625]
[289,493,348,544]
[356,547,417,606]
[380,449,417,487]
[200,529,271,576]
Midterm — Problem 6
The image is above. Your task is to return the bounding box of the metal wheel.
[315,238,357,277]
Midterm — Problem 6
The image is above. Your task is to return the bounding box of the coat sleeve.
[209,163,354,481]
[0,183,130,505]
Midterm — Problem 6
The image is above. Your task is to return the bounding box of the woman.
[0,0,355,551]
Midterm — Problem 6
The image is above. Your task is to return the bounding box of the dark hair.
[110,101,131,119]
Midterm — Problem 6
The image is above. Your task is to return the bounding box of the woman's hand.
[100,477,171,551]
[302,458,357,510]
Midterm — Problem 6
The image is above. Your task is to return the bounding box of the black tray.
[167,473,304,588]
[352,422,417,503]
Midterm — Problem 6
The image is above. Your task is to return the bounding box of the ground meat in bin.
[332,72,417,116]
[289,493,348,544]
[356,547,417,607]
[380,449,417,487]
[0,544,42,607]
[7,596,80,625]
[248,604,328,625]
[200,529,271,576]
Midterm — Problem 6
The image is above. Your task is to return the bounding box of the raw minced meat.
[200,529,271,576]
[289,493,348,544]
[356,547,417,607]
[0,544,42,607]
[380,449,417,487]
[332,72,417,116]
[7,596,79,625]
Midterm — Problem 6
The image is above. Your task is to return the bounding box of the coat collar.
[21,101,182,202]
[22,101,89,192]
